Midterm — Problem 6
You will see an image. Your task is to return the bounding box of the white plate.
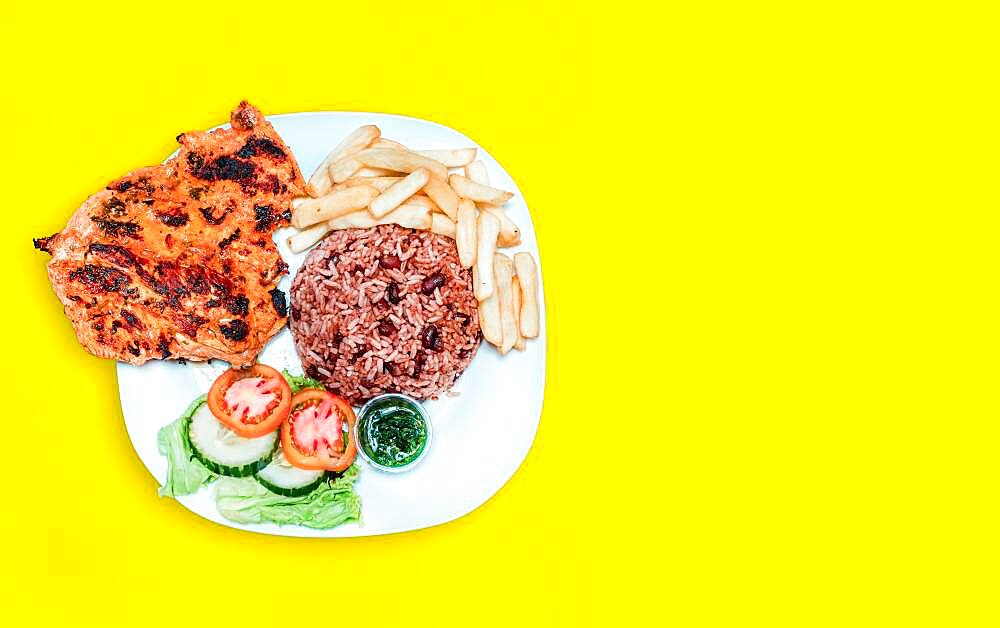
[118,111,545,537]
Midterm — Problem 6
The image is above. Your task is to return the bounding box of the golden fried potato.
[415,148,477,168]
[511,275,526,351]
[431,213,456,238]
[291,185,379,228]
[475,264,503,347]
[422,175,459,220]
[328,204,431,231]
[464,160,489,185]
[306,125,380,197]
[483,206,521,247]
[372,138,408,151]
[513,252,539,338]
[494,253,517,354]
[329,156,363,184]
[287,222,331,254]
[354,148,448,180]
[449,174,514,205]
[474,211,500,300]
[334,176,403,192]
[369,168,430,218]
[456,198,478,269]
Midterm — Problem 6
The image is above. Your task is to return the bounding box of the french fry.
[475,211,500,300]
[494,253,517,355]
[329,156,363,184]
[431,213,456,238]
[328,204,431,231]
[369,168,430,218]
[335,176,402,192]
[449,174,513,206]
[307,125,380,197]
[464,161,489,185]
[511,276,526,351]
[415,148,477,168]
[475,265,503,347]
[422,175,459,220]
[460,161,521,246]
[287,223,330,254]
[354,148,448,180]
[385,204,433,229]
[513,252,539,338]
[456,199,477,269]
[483,206,521,247]
[403,194,437,211]
[354,166,400,177]
[291,185,379,228]
[372,138,408,151]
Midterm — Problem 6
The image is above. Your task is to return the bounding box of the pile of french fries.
[287,125,539,354]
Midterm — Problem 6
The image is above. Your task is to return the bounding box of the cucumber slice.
[256,449,326,497]
[188,404,276,477]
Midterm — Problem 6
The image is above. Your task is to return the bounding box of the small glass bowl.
[354,393,432,473]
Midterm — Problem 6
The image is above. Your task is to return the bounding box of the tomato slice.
[207,364,292,438]
[281,390,357,471]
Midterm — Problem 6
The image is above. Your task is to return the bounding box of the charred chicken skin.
[34,102,303,366]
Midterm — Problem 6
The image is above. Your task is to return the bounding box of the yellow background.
[2,2,995,626]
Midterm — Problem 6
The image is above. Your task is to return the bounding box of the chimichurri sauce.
[358,397,428,468]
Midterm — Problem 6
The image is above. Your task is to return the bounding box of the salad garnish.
[156,369,361,529]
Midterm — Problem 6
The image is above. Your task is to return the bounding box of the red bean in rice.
[289,225,482,405]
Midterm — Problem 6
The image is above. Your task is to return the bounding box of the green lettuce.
[214,464,362,529]
[157,374,362,530]
[282,370,324,393]
[156,395,217,497]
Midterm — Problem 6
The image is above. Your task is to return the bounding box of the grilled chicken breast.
[34,102,304,366]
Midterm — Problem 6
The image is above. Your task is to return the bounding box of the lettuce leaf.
[214,464,361,529]
[157,376,362,531]
[282,370,324,394]
[156,395,217,497]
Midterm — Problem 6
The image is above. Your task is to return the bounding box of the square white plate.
[117,111,545,537]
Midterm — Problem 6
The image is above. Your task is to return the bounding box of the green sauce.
[358,396,429,469]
